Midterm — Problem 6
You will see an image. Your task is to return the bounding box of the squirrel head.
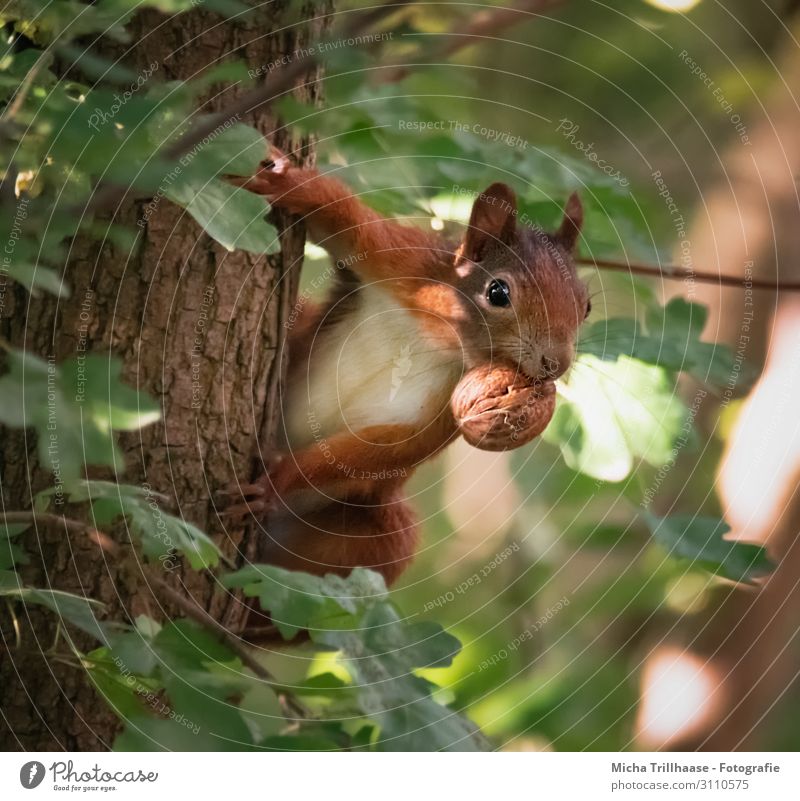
[451,184,590,381]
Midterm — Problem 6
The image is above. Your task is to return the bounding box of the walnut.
[451,363,556,451]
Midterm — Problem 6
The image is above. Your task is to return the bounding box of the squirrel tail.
[258,487,419,587]
[241,490,418,646]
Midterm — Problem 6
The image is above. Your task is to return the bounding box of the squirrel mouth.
[518,377,556,399]
[517,366,557,390]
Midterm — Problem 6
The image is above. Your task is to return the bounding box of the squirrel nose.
[540,352,570,380]
[540,355,564,379]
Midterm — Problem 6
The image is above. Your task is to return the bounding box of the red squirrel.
[227,146,590,585]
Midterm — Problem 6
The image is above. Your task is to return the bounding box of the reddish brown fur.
[233,149,588,587]
[260,489,419,586]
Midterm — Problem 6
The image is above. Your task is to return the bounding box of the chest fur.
[285,284,460,448]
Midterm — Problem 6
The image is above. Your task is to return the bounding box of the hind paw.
[220,479,276,523]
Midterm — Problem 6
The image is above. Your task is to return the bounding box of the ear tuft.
[557,191,583,252]
[461,183,518,263]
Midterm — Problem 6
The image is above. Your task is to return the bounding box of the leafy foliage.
[278,82,661,260]
[77,568,483,752]
[165,178,278,254]
[2,518,113,643]
[1,586,112,643]
[0,0,774,754]
[223,566,485,751]
[544,354,687,481]
[0,14,276,295]
[36,480,221,569]
[644,512,773,584]
[579,298,755,389]
[0,350,159,480]
[0,522,32,583]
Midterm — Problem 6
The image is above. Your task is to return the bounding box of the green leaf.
[181,120,265,178]
[55,42,139,83]
[223,565,484,750]
[259,734,342,751]
[275,672,352,698]
[147,620,256,749]
[543,354,687,481]
[327,603,482,752]
[151,620,249,698]
[0,539,29,570]
[0,586,111,644]
[0,523,31,539]
[0,47,54,102]
[223,565,388,639]
[579,298,756,392]
[644,513,774,584]
[0,509,31,571]
[86,647,161,721]
[165,178,279,254]
[37,480,221,569]
[0,351,160,481]
[6,262,69,298]
[103,619,261,751]
[66,355,161,431]
[108,629,159,676]
[0,571,20,590]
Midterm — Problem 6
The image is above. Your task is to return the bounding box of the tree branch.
[380,0,568,83]
[580,256,800,292]
[83,0,416,215]
[1,512,308,718]
[145,573,309,720]
[1,511,97,537]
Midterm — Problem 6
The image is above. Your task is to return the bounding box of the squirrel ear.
[557,191,583,252]
[461,183,517,263]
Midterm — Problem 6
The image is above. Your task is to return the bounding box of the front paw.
[220,477,277,523]
[229,144,292,198]
[259,144,290,175]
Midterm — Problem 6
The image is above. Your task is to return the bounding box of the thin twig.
[241,623,280,639]
[2,510,121,557]
[2,512,305,714]
[3,598,22,650]
[83,0,415,215]
[145,573,309,719]
[1,48,51,121]
[1,511,93,536]
[580,256,800,292]
[165,0,412,159]
[381,0,568,83]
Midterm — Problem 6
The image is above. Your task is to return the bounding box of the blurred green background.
[287,0,800,751]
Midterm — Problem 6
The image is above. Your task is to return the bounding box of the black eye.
[584,298,592,319]
[486,279,511,308]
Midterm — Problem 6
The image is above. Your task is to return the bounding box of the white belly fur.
[285,284,460,448]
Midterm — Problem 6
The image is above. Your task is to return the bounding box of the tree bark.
[0,1,329,750]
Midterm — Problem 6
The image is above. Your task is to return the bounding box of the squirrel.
[226,146,590,586]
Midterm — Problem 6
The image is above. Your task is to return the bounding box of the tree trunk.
[0,1,329,750]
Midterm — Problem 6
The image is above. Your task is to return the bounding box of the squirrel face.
[451,185,589,381]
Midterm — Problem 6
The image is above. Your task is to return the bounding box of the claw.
[266,453,284,473]
[222,500,268,520]
[219,475,277,524]
[259,145,289,174]
[241,481,268,496]
[219,481,268,499]
[226,145,290,196]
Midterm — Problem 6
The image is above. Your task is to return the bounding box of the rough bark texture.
[0,1,329,750]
